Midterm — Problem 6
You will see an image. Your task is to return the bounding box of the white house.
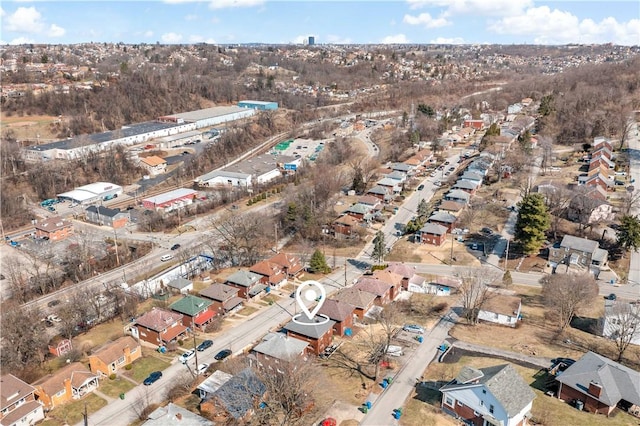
[440,364,535,426]
[601,300,640,346]
[478,293,522,327]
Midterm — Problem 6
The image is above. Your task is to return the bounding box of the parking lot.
[271,137,330,162]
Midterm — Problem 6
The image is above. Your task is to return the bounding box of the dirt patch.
[388,238,481,266]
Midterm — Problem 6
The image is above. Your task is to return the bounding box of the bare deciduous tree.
[540,273,599,332]
[458,268,500,325]
[605,301,640,361]
[209,211,274,266]
[0,303,49,375]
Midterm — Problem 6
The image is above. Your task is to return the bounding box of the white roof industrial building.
[57,182,123,204]
[159,106,256,129]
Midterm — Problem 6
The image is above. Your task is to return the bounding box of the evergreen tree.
[617,215,640,253]
[371,231,386,265]
[514,193,550,255]
[502,271,513,288]
[308,249,330,274]
[417,199,429,220]
[351,166,366,194]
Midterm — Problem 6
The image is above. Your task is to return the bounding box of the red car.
[320,418,337,426]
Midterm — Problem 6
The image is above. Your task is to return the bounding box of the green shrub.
[177,340,184,346]
[124,364,132,371]
[109,373,116,380]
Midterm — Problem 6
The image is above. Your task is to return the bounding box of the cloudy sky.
[1,0,639,46]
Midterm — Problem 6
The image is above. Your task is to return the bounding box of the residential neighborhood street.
[625,120,640,290]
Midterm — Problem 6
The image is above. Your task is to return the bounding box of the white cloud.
[144,30,154,38]
[403,13,450,28]
[0,7,5,18]
[48,24,65,37]
[406,0,532,17]
[430,36,465,44]
[489,6,640,45]
[4,6,44,33]
[325,34,352,44]
[381,34,410,44]
[211,17,221,24]
[185,14,198,21]
[161,32,183,43]
[208,0,265,10]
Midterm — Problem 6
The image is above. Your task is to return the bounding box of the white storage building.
[158,106,256,129]
[57,182,123,205]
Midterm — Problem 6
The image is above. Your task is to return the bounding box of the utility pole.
[83,403,88,426]
[504,238,510,270]
[274,223,278,253]
[450,232,455,263]
[192,331,199,374]
[344,257,348,287]
[113,229,120,267]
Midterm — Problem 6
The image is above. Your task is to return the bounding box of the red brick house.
[556,351,640,416]
[283,316,335,355]
[129,307,188,346]
[199,283,244,316]
[333,214,360,239]
[317,299,355,336]
[353,278,393,306]
[464,119,485,130]
[249,261,287,288]
[34,216,73,241]
[268,252,304,278]
[224,270,264,299]
[385,262,426,291]
[169,295,215,330]
[428,211,457,232]
[416,223,448,246]
[331,288,376,319]
[371,269,403,300]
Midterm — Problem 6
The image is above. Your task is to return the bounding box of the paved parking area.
[271,137,330,162]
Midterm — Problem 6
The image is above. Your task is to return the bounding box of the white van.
[160,254,174,262]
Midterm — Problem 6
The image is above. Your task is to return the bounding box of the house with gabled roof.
[197,370,233,400]
[249,260,287,288]
[224,270,264,299]
[416,223,448,246]
[377,177,402,194]
[344,203,373,221]
[390,162,413,175]
[385,263,426,291]
[283,315,335,355]
[169,295,215,330]
[371,269,403,300]
[89,336,142,377]
[32,362,99,411]
[444,190,471,205]
[200,368,266,423]
[317,299,355,336]
[129,307,188,346]
[428,211,457,232]
[440,364,535,426]
[251,332,309,362]
[331,288,376,319]
[166,277,193,294]
[477,294,522,328]
[438,200,465,214]
[385,170,407,183]
[453,179,479,194]
[199,283,243,316]
[548,235,608,274]
[143,402,213,426]
[460,171,484,186]
[85,205,130,228]
[366,185,390,201]
[555,351,640,416]
[357,195,382,209]
[354,277,393,306]
[268,252,304,277]
[0,374,45,426]
[332,214,361,239]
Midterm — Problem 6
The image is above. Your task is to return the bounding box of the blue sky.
[1,1,639,46]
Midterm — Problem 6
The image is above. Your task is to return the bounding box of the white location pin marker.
[293,280,329,325]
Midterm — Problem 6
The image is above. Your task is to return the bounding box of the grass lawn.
[97,376,136,399]
[236,306,259,316]
[125,354,171,383]
[40,393,107,426]
[400,395,458,426]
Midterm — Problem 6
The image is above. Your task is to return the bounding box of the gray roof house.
[143,403,213,426]
[85,205,130,227]
[453,179,479,192]
[390,162,413,173]
[461,171,484,184]
[284,316,335,340]
[440,364,535,426]
[197,370,233,400]
[376,177,401,193]
[224,270,264,299]
[548,235,608,274]
[385,170,407,182]
[203,368,266,420]
[251,332,309,362]
[556,351,640,415]
[428,211,457,225]
[166,277,193,294]
[445,190,471,204]
[366,185,391,201]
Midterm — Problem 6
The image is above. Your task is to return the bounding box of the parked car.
[430,171,437,177]
[179,349,196,364]
[197,339,213,352]
[196,363,210,375]
[417,184,425,191]
[403,324,425,334]
[214,349,232,361]
[47,299,60,308]
[606,293,617,301]
[170,244,181,251]
[481,227,493,234]
[143,371,162,385]
[160,254,174,262]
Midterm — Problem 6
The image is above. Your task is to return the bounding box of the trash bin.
[365,401,372,409]
[362,406,368,414]
[386,377,393,384]
[119,393,125,400]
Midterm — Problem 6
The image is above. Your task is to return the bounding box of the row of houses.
[578,137,618,191]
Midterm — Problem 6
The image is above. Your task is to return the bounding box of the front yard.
[124,348,171,383]
[97,375,136,399]
[40,393,107,426]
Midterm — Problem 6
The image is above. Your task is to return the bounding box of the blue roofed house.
[440,364,535,426]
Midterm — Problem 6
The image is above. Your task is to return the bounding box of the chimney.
[175,413,182,421]
[588,381,602,398]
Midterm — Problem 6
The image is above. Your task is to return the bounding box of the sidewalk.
[449,339,553,369]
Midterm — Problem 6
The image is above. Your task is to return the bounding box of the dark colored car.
[170,244,181,251]
[417,184,425,191]
[47,299,60,308]
[214,349,232,361]
[143,371,162,385]
[197,339,213,352]
[606,293,617,300]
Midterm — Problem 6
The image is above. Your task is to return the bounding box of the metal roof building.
[159,106,256,129]
[57,182,123,204]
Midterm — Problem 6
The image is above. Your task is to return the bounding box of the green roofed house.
[169,295,214,330]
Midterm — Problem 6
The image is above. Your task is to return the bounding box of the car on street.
[606,293,617,301]
[170,244,181,250]
[403,324,425,334]
[179,349,196,364]
[143,371,162,385]
[196,363,210,375]
[47,299,60,307]
[160,254,174,262]
[214,349,232,361]
[197,339,213,352]
[417,184,425,191]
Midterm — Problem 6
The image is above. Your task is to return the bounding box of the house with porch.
[251,332,309,363]
[317,299,355,336]
[268,252,304,278]
[249,260,287,288]
[366,185,391,202]
[333,214,361,239]
[169,295,215,330]
[0,374,45,426]
[199,283,244,316]
[129,307,188,346]
[224,270,264,299]
[440,364,535,426]
[344,203,374,221]
[376,177,402,194]
[353,277,393,306]
[331,288,377,319]
[548,235,608,274]
[555,351,640,416]
[32,363,99,411]
[283,315,335,355]
[385,263,426,291]
[444,190,471,205]
[89,336,142,377]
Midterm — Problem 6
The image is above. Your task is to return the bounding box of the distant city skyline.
[1,1,639,46]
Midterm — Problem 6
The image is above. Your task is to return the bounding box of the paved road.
[626,120,640,289]
[360,307,459,425]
